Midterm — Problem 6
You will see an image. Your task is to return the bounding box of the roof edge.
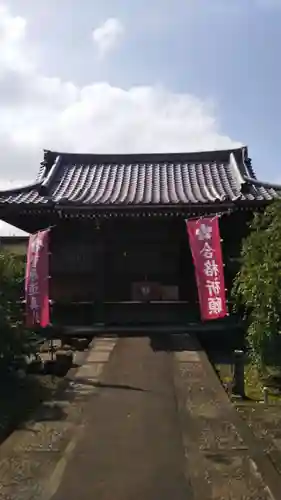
[229,152,245,187]
[41,155,61,189]
[0,181,42,197]
[42,146,247,165]
[0,156,61,200]
[240,148,280,194]
[244,176,281,192]
[241,146,257,179]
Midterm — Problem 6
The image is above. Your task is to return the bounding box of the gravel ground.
[173,347,271,500]
[237,403,281,476]
[0,338,116,500]
[209,350,281,482]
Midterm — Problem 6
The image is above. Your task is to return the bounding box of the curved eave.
[0,200,237,222]
[0,200,236,212]
[0,155,61,201]
[0,194,276,214]
[244,176,281,193]
[0,181,42,197]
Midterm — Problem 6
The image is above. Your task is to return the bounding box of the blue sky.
[6,0,280,181]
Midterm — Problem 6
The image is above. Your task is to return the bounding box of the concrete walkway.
[1,334,280,499]
[52,337,191,500]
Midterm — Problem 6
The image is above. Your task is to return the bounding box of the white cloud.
[92,17,124,59]
[0,4,26,66]
[0,4,240,235]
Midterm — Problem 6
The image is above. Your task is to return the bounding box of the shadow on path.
[149,332,202,352]
[77,379,149,392]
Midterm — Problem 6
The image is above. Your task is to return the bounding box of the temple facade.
[0,146,280,331]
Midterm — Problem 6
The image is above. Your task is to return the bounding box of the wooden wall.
[48,212,251,324]
[49,218,194,303]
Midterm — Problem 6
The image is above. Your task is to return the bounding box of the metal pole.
[263,387,269,404]
[232,349,245,398]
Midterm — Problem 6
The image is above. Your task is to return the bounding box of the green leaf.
[0,249,36,372]
[232,200,281,369]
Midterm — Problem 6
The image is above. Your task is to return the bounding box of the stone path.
[0,334,280,500]
[52,336,191,500]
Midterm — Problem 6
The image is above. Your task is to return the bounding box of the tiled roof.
[0,147,280,208]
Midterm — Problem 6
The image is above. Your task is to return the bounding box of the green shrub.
[0,249,36,372]
[232,200,281,369]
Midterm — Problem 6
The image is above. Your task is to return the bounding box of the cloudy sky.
[0,0,281,234]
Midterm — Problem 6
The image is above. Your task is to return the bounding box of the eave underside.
[0,199,271,234]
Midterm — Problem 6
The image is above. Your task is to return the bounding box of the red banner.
[186,217,227,321]
[25,230,50,327]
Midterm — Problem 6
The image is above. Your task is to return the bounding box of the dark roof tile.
[0,147,280,207]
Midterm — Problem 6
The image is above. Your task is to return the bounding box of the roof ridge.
[42,147,246,165]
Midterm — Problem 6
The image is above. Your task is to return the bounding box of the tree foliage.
[0,249,35,372]
[232,200,281,368]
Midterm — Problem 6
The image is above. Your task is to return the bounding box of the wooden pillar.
[93,236,105,324]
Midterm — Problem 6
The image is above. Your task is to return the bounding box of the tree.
[232,200,281,369]
[0,249,35,372]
